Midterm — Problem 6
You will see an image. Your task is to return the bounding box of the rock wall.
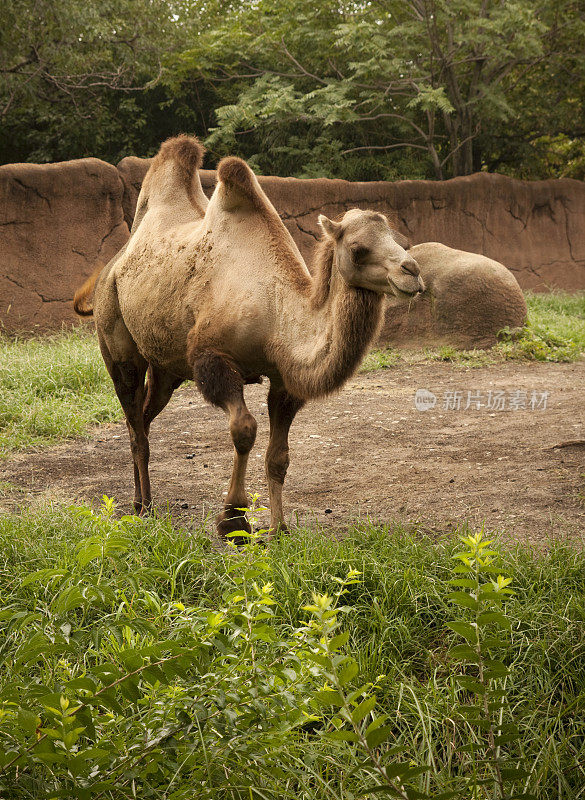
[2,155,585,332]
[0,159,128,331]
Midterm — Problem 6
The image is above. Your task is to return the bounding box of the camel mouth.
[387,279,421,299]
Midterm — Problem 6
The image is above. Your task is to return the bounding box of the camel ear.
[390,229,411,250]
[318,215,343,240]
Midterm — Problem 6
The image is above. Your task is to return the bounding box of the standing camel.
[74,135,423,539]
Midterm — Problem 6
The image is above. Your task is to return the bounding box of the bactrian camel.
[74,135,424,539]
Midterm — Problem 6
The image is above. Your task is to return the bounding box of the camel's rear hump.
[216,157,268,213]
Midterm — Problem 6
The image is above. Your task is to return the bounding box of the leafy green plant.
[0,498,313,798]
[0,502,584,798]
[301,573,431,799]
[297,532,558,800]
[447,532,527,799]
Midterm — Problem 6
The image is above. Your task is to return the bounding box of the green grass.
[362,290,585,371]
[0,504,583,798]
[0,327,121,457]
[527,289,585,339]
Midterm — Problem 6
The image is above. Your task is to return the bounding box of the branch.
[353,112,429,140]
[439,127,480,168]
[280,37,328,85]
[0,64,44,117]
[341,142,429,155]
[35,62,163,95]
[327,59,345,80]
[2,56,37,74]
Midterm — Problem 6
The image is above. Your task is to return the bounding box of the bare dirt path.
[2,361,584,545]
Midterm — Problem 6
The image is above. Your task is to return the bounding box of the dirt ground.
[2,361,585,546]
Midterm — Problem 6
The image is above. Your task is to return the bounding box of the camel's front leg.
[265,384,304,539]
[191,349,257,542]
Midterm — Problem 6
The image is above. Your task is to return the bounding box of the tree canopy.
[1,0,583,180]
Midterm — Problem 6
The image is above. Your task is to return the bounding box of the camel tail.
[73,265,102,316]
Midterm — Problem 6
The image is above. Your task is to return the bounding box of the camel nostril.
[400,258,419,277]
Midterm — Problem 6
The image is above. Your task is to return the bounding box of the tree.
[168,0,561,179]
[1,0,583,178]
[0,0,183,163]
[480,0,585,179]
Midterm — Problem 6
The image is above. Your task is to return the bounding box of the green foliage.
[0,327,120,456]
[484,1,585,178]
[361,348,402,372]
[302,575,430,799]
[2,0,583,180]
[495,324,582,363]
[172,0,575,179]
[447,532,522,799]
[0,503,584,798]
[524,290,585,338]
[0,0,192,163]
[0,498,315,798]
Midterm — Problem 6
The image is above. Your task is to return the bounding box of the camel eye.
[351,246,369,262]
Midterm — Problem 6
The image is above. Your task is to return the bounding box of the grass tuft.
[0,327,120,457]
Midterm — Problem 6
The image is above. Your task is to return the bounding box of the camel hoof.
[133,500,143,515]
[216,508,252,546]
[134,501,153,517]
[265,521,290,541]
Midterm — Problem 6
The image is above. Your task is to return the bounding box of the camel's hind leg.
[98,333,150,514]
[265,384,304,539]
[191,349,257,541]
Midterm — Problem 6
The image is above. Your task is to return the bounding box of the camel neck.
[272,251,384,400]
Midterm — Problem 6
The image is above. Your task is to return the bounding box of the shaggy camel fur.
[74,135,423,538]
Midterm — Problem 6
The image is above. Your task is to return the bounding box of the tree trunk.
[461,110,475,174]
[442,111,461,177]
[428,141,444,180]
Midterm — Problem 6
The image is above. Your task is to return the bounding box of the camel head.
[318,209,424,299]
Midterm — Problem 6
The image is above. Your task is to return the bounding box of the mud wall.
[0,159,128,331]
[2,155,585,332]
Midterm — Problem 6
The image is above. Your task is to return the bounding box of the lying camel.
[379,242,527,349]
[74,135,423,538]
